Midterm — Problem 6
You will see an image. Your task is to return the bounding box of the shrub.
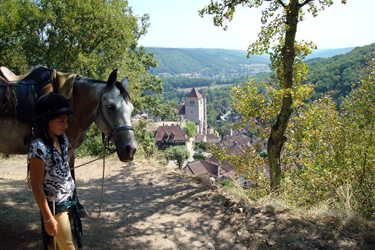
[198,142,209,152]
[193,153,207,161]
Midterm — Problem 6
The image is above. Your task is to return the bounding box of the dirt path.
[0,156,373,250]
[0,156,245,250]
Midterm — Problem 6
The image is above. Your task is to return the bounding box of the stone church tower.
[184,87,207,134]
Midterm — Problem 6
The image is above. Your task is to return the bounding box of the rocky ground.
[0,155,374,250]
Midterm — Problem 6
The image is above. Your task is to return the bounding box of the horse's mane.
[115,81,131,104]
[79,76,131,104]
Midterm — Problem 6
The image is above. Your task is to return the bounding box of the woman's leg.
[49,209,76,250]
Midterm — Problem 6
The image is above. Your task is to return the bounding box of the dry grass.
[216,181,375,249]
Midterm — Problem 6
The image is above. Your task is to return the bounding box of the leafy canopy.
[0,0,177,118]
[200,0,346,191]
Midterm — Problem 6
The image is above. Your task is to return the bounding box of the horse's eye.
[107,103,115,111]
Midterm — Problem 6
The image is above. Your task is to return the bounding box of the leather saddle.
[0,66,56,123]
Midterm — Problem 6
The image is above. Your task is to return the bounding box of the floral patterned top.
[28,133,75,203]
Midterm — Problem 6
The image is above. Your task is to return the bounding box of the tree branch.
[264,0,286,8]
[276,0,286,8]
[299,0,314,7]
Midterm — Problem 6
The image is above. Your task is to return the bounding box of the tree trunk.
[268,0,300,193]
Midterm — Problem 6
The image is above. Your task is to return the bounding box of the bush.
[193,153,207,161]
[218,178,232,186]
[259,149,267,158]
[198,142,209,152]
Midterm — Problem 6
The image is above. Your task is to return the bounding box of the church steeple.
[184,87,207,135]
[186,87,203,99]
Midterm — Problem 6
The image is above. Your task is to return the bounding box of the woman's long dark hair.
[27,113,64,187]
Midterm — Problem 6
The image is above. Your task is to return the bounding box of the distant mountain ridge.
[146,47,355,78]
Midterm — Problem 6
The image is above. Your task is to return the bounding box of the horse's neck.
[71,78,103,130]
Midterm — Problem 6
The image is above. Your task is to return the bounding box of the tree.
[165,146,190,170]
[183,121,196,138]
[200,0,347,192]
[0,0,177,119]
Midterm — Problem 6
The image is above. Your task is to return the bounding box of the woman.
[28,93,83,250]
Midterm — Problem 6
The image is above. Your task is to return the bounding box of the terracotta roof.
[223,135,251,142]
[223,135,253,148]
[227,142,245,155]
[154,125,187,142]
[184,160,221,178]
[193,134,205,143]
[186,87,203,99]
[183,161,209,176]
[173,105,185,115]
[206,134,220,140]
[201,161,219,178]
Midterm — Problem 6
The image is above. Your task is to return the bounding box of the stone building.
[153,124,188,150]
[173,87,208,135]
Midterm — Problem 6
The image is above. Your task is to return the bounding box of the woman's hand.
[45,218,58,236]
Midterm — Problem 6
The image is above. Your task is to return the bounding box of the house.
[182,160,235,181]
[153,124,188,150]
[222,134,253,148]
[173,105,185,121]
[193,134,205,144]
[206,134,220,143]
[192,134,220,148]
[207,124,215,135]
[233,128,248,136]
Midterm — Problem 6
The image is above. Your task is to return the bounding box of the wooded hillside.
[146,47,271,78]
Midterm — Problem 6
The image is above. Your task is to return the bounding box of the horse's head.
[94,69,137,162]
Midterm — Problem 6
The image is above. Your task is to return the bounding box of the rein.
[71,85,134,229]
[83,138,108,229]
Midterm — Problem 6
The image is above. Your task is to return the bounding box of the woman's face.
[48,114,69,136]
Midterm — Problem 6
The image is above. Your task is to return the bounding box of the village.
[133,87,267,188]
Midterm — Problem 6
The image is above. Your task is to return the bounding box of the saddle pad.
[53,72,77,100]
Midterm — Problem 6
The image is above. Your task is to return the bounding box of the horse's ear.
[107,69,118,87]
[121,77,129,90]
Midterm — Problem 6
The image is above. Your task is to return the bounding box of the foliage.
[0,0,176,119]
[197,142,209,152]
[133,119,157,157]
[193,153,207,161]
[165,146,190,170]
[183,121,196,138]
[259,149,267,158]
[163,85,232,129]
[75,124,104,157]
[163,76,249,90]
[215,121,231,137]
[252,43,375,105]
[210,143,269,197]
[281,60,375,218]
[218,178,232,186]
[200,0,347,192]
[305,43,375,100]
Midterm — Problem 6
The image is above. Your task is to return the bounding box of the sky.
[128,0,375,51]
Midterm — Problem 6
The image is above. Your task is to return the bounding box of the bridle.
[94,86,134,144]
